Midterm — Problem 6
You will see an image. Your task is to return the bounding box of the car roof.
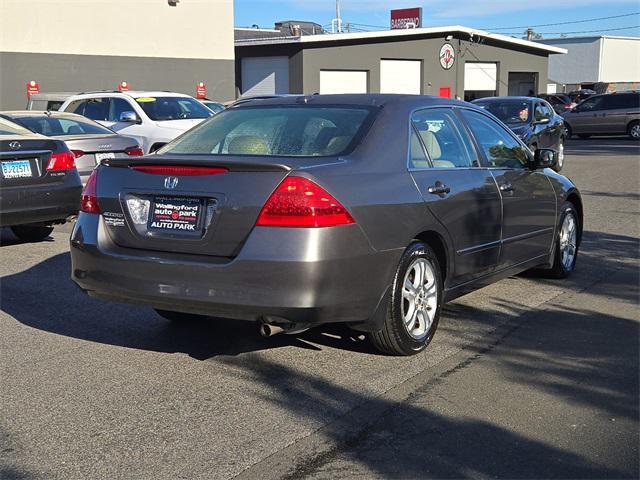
[231,93,469,109]
[1,110,86,118]
[66,91,193,99]
[29,92,76,99]
[472,96,537,102]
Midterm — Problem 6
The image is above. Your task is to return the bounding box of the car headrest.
[420,130,442,160]
[67,125,83,134]
[410,133,429,168]
[324,136,351,155]
[227,135,269,155]
[432,160,455,168]
[313,126,340,151]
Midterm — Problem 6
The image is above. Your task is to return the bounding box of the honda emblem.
[164,176,179,189]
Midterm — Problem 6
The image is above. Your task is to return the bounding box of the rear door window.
[67,98,109,121]
[411,108,478,168]
[601,94,639,110]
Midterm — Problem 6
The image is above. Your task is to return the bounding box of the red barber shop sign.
[391,8,422,30]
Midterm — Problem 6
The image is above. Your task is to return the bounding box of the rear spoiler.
[102,155,291,172]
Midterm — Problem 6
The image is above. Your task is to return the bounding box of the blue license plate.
[1,160,33,179]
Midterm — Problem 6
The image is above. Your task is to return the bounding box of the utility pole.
[334,0,342,33]
[526,27,534,41]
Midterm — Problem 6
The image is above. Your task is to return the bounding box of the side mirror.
[119,111,140,123]
[532,148,556,169]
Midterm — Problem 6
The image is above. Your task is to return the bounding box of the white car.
[59,91,213,154]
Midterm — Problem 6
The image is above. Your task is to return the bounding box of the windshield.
[135,96,213,121]
[12,115,114,136]
[474,100,531,124]
[0,117,33,136]
[159,106,374,158]
[204,102,225,114]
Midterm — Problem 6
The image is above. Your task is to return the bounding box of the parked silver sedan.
[0,111,143,184]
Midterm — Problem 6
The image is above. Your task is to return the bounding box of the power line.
[483,11,640,31]
[338,12,640,33]
[501,25,640,36]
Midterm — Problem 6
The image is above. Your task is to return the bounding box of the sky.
[234,0,640,38]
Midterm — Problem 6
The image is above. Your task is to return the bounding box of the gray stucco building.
[0,0,236,110]
[235,26,566,101]
[538,36,640,93]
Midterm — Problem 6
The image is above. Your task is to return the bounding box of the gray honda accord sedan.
[70,95,583,355]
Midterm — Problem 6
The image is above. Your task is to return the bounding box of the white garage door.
[241,56,289,97]
[380,60,421,94]
[464,63,498,91]
[320,70,368,94]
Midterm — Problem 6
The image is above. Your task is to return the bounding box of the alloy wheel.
[559,212,578,271]
[401,258,438,340]
[630,124,640,139]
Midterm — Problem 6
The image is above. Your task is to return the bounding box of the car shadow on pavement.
[0,227,55,246]
[1,230,638,360]
[222,314,638,480]
[0,251,377,359]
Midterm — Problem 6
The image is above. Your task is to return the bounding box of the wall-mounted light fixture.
[168,0,180,6]
[445,35,453,41]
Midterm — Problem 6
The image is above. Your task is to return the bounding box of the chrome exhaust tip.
[259,322,285,337]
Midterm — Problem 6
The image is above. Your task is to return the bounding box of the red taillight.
[131,165,228,176]
[564,104,572,109]
[256,176,355,228]
[124,145,144,157]
[80,170,100,214]
[47,151,76,171]
[71,150,85,158]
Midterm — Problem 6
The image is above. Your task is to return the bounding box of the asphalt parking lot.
[1,137,638,480]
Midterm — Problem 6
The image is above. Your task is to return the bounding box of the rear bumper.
[0,174,82,227]
[70,213,401,326]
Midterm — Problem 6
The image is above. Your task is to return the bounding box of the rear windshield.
[12,115,113,136]
[0,117,32,136]
[474,100,531,124]
[135,96,213,121]
[159,106,374,157]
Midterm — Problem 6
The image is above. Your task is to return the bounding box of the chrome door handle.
[428,184,450,195]
[499,182,514,192]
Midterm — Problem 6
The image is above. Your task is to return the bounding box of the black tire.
[546,202,580,279]
[10,225,54,242]
[155,309,207,322]
[577,134,591,139]
[564,123,572,139]
[628,120,640,140]
[369,242,443,356]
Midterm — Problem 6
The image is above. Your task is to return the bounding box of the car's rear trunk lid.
[56,134,138,178]
[0,138,66,187]
[95,155,292,257]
